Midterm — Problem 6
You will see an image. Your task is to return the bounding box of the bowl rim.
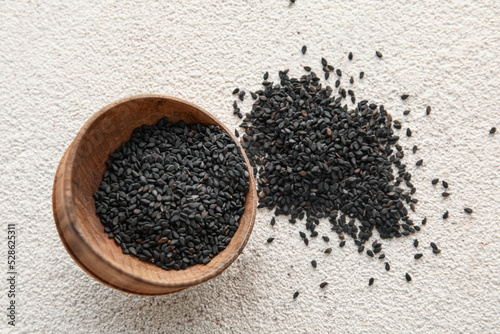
[59,93,256,289]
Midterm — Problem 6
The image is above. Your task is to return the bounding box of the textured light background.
[1,0,499,333]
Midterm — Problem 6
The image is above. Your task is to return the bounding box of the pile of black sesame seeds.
[94,118,250,270]
[230,46,477,294]
[236,49,419,244]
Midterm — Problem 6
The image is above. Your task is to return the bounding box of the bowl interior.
[67,95,255,288]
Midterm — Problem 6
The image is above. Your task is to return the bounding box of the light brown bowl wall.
[52,94,257,295]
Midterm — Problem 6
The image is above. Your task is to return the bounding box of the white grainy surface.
[1,0,499,333]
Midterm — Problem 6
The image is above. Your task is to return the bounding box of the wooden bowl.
[52,94,257,295]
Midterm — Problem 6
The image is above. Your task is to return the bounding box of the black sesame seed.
[368,278,374,286]
[359,71,364,79]
[324,248,332,254]
[410,203,416,212]
[304,238,309,246]
[232,88,240,94]
[385,263,390,271]
[350,76,354,84]
[379,254,385,259]
[432,178,439,185]
[293,291,299,299]
[442,192,450,197]
[430,242,437,250]
[299,231,306,238]
[403,110,410,115]
[442,181,448,188]
[426,106,431,115]
[235,129,240,137]
[321,58,327,66]
[401,94,409,100]
[358,246,365,253]
[405,273,412,281]
[320,282,328,288]
[348,52,353,60]
[336,69,342,77]
[263,72,269,80]
[433,249,441,254]
[311,260,317,268]
[376,51,383,58]
[301,45,307,55]
[414,239,419,247]
[490,127,496,134]
[322,236,330,242]
[464,208,473,214]
[271,217,276,226]
[367,250,374,257]
[267,237,274,243]
[339,241,346,248]
[238,90,246,101]
[416,159,423,166]
[304,66,311,72]
[406,128,412,137]
[443,211,449,219]
[414,253,423,259]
